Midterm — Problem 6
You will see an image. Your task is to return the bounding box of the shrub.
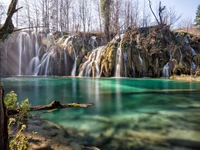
[4,90,17,110]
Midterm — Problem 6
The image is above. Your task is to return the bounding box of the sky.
[0,0,199,23]
[158,0,199,20]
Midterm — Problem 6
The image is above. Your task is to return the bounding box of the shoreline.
[170,75,200,82]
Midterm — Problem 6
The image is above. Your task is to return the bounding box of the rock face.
[1,25,200,77]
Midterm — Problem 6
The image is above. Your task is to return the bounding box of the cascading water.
[192,62,196,72]
[162,51,172,78]
[89,36,98,49]
[179,48,183,61]
[71,47,77,76]
[162,63,170,78]
[191,48,196,56]
[191,48,197,72]
[32,33,56,76]
[123,52,127,77]
[138,51,144,67]
[78,46,104,77]
[132,62,135,77]
[62,36,73,75]
[184,37,189,44]
[38,52,51,75]
[71,37,77,76]
[115,34,124,77]
[62,36,72,46]
[29,32,41,75]
[17,32,32,76]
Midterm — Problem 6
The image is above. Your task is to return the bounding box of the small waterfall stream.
[115,34,124,77]
[17,32,32,75]
[63,48,68,75]
[184,36,197,73]
[89,36,98,49]
[71,38,77,76]
[33,34,56,76]
[179,48,182,61]
[191,48,196,56]
[29,32,41,75]
[78,46,104,77]
[162,52,172,78]
[123,52,127,77]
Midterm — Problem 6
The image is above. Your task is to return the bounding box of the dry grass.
[170,74,200,82]
[174,28,200,37]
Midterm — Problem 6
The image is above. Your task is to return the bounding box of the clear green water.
[2,77,200,149]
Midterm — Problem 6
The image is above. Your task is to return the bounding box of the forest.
[0,0,185,34]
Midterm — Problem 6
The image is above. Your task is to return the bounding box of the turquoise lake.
[2,77,200,149]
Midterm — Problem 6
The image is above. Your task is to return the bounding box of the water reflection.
[2,77,200,149]
[115,79,122,113]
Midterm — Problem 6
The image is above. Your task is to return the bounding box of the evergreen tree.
[195,4,200,28]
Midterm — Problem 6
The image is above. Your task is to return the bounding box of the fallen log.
[7,101,94,115]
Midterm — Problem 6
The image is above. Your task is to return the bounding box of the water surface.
[2,77,200,149]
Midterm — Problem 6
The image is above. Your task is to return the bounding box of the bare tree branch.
[148,0,159,24]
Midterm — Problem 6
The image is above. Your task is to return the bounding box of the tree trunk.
[0,1,20,149]
[0,85,9,150]
[7,101,95,115]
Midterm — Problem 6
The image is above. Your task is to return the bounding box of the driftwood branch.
[7,101,95,115]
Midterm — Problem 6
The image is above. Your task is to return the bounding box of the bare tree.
[165,7,182,28]
[179,17,193,32]
[141,0,151,27]
[110,0,120,33]
[101,0,112,42]
[148,0,166,25]
[93,0,103,32]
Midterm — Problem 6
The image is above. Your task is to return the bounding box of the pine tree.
[195,4,200,28]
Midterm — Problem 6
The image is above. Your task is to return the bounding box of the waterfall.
[71,47,77,76]
[17,33,23,76]
[123,52,127,77]
[191,48,197,72]
[138,51,144,67]
[170,52,172,60]
[192,62,196,72]
[89,36,98,49]
[184,37,189,44]
[115,34,124,77]
[132,62,135,77]
[179,48,182,61]
[78,46,104,77]
[63,48,68,75]
[29,32,41,75]
[162,51,172,78]
[191,48,196,56]
[71,36,77,76]
[37,53,51,75]
[162,63,170,78]
[62,36,72,46]
[17,32,32,76]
